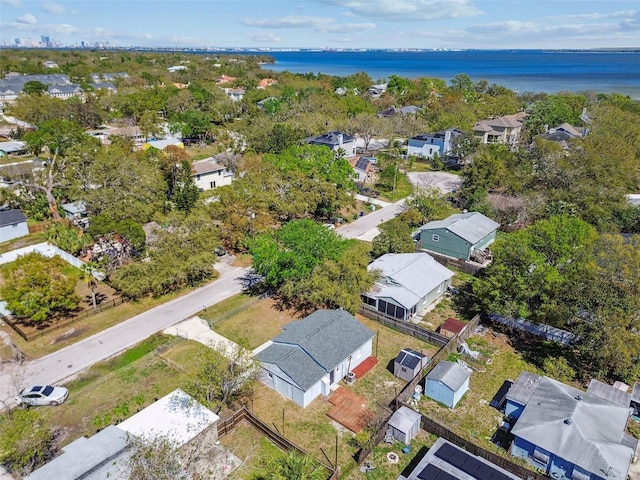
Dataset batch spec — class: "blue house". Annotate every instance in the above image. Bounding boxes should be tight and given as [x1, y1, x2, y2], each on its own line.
[425, 361, 470, 408]
[407, 128, 463, 159]
[506, 372, 637, 480]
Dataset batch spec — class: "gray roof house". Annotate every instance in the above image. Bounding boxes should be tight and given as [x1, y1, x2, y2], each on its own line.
[363, 253, 454, 321]
[506, 372, 637, 480]
[255, 310, 375, 408]
[307, 131, 357, 158]
[0, 209, 28, 242]
[424, 361, 471, 408]
[26, 389, 221, 480]
[418, 212, 500, 262]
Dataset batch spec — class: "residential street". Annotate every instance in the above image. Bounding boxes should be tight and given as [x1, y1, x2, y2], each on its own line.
[337, 197, 407, 242]
[0, 196, 406, 404]
[0, 263, 250, 405]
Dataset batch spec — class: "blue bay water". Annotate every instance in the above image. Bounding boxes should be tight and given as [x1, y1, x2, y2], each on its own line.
[250, 50, 640, 99]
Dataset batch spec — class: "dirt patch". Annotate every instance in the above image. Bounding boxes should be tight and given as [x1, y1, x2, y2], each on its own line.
[407, 171, 462, 194]
[51, 326, 89, 344]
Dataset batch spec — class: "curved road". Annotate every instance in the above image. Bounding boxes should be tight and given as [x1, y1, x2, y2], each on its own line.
[0, 197, 406, 404]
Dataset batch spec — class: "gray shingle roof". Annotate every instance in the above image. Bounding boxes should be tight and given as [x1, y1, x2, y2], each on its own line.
[426, 361, 470, 391]
[256, 310, 374, 390]
[511, 376, 636, 480]
[419, 212, 500, 245]
[367, 253, 454, 309]
[586, 379, 631, 407]
[0, 209, 27, 227]
[308, 131, 355, 147]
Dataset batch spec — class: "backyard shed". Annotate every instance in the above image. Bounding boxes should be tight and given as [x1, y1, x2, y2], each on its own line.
[0, 209, 28, 242]
[425, 361, 470, 408]
[439, 317, 467, 338]
[393, 348, 429, 381]
[387, 406, 422, 444]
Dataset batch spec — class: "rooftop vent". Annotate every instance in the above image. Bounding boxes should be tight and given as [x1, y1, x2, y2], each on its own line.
[564, 418, 573, 425]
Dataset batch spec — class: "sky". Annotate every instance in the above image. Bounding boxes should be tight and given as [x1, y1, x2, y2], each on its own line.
[0, 0, 639, 50]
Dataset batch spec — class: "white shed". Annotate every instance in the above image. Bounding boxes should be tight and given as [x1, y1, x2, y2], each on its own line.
[387, 406, 422, 444]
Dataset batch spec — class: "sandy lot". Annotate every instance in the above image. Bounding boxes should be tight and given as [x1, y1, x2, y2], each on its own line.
[407, 171, 462, 194]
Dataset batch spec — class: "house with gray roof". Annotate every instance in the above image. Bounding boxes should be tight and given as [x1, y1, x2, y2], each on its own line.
[26, 389, 221, 480]
[418, 212, 500, 261]
[506, 372, 637, 480]
[363, 253, 454, 321]
[255, 309, 375, 408]
[307, 131, 357, 157]
[424, 361, 470, 408]
[0, 209, 28, 242]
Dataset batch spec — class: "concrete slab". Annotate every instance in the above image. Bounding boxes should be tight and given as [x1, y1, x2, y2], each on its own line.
[163, 317, 239, 359]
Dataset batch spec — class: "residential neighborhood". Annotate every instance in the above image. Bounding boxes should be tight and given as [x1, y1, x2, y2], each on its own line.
[0, 47, 639, 480]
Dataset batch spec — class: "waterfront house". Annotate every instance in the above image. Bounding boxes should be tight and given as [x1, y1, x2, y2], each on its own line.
[473, 112, 526, 145]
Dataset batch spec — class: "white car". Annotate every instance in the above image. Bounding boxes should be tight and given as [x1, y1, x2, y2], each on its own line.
[16, 385, 69, 406]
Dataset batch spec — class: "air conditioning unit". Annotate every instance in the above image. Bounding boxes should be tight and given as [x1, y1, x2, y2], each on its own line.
[345, 372, 356, 385]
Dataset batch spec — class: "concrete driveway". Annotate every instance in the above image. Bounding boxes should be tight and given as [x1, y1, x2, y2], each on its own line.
[407, 171, 462, 194]
[163, 316, 239, 359]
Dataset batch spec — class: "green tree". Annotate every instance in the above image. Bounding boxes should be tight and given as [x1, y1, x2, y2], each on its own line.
[0, 408, 57, 476]
[371, 218, 415, 258]
[406, 188, 456, 223]
[127, 435, 184, 480]
[22, 80, 48, 96]
[173, 160, 199, 212]
[22, 119, 89, 219]
[0, 252, 80, 322]
[472, 216, 597, 327]
[250, 219, 348, 289]
[186, 341, 259, 408]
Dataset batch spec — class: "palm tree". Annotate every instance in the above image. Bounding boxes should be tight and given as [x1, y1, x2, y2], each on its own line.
[80, 261, 100, 311]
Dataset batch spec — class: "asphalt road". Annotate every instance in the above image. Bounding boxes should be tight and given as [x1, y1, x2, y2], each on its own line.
[0, 264, 250, 404]
[337, 197, 407, 241]
[0, 195, 408, 403]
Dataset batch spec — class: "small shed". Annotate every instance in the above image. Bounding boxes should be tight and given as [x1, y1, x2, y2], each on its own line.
[387, 406, 422, 444]
[425, 361, 470, 408]
[394, 348, 429, 381]
[439, 317, 467, 339]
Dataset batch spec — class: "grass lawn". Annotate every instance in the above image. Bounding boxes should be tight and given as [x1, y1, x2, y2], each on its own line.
[413, 330, 542, 457]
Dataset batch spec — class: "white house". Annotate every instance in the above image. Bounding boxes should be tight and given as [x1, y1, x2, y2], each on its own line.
[0, 209, 28, 242]
[307, 131, 357, 158]
[192, 157, 234, 191]
[362, 253, 454, 321]
[255, 310, 375, 408]
[407, 129, 463, 159]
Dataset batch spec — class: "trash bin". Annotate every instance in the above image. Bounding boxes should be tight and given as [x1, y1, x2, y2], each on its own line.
[360, 211, 365, 217]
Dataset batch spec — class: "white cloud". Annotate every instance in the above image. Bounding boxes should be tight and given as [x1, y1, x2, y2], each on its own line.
[241, 16, 333, 29]
[467, 20, 538, 34]
[321, 22, 375, 33]
[40, 1, 66, 14]
[0, 0, 22, 7]
[246, 31, 281, 43]
[16, 13, 37, 24]
[314, 0, 482, 21]
[549, 10, 637, 21]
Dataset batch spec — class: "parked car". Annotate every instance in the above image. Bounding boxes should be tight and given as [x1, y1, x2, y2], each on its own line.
[16, 385, 69, 406]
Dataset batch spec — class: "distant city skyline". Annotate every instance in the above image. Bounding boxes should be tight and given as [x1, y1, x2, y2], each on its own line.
[0, 0, 639, 50]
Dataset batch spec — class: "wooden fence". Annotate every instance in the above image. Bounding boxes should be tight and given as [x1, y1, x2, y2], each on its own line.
[2, 296, 127, 342]
[205, 292, 270, 329]
[416, 248, 486, 275]
[358, 307, 450, 347]
[218, 406, 338, 479]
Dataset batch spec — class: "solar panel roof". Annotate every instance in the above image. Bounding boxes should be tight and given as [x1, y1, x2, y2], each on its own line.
[434, 443, 512, 480]
[417, 463, 460, 480]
